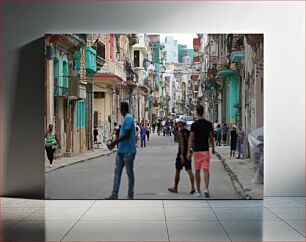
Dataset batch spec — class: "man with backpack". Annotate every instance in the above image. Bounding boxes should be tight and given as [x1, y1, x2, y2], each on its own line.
[168, 116, 195, 194]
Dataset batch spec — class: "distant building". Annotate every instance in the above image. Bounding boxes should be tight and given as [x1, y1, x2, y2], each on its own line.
[182, 56, 191, 64]
[164, 36, 178, 63]
[178, 44, 194, 63]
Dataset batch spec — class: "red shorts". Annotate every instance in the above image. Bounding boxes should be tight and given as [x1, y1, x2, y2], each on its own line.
[193, 151, 210, 170]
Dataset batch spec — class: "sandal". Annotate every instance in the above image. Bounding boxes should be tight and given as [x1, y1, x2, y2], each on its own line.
[168, 187, 178, 193]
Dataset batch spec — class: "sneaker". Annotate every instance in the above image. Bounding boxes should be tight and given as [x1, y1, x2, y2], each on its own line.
[105, 195, 118, 200]
[49, 164, 53, 168]
[203, 189, 210, 198]
[193, 192, 201, 197]
[127, 196, 134, 200]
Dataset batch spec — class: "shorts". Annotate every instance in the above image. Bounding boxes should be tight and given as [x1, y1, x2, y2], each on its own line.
[230, 142, 237, 151]
[194, 151, 210, 170]
[175, 154, 192, 170]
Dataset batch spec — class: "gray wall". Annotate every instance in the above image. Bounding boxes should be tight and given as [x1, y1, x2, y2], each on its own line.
[1, 1, 305, 198]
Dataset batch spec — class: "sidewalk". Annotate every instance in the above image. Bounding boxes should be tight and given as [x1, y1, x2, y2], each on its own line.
[45, 147, 115, 173]
[215, 145, 263, 199]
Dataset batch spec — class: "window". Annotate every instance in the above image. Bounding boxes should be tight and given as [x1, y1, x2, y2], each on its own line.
[94, 92, 105, 98]
[94, 111, 98, 128]
[134, 50, 140, 67]
[97, 42, 105, 59]
[54, 58, 59, 86]
[63, 61, 68, 88]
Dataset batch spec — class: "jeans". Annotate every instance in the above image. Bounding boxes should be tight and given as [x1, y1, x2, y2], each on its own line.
[141, 136, 146, 147]
[112, 153, 136, 198]
[237, 143, 244, 157]
[45, 146, 55, 164]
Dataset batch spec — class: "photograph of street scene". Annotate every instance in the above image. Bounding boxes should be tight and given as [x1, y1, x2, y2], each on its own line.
[44, 33, 263, 199]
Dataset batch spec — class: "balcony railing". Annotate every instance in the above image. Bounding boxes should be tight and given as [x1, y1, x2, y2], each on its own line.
[54, 85, 69, 97]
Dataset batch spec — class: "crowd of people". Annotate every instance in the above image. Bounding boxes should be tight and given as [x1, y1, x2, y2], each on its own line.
[45, 102, 246, 199]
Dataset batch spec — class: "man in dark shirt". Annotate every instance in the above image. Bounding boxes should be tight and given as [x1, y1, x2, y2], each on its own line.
[187, 105, 215, 197]
[230, 125, 238, 159]
[168, 116, 195, 194]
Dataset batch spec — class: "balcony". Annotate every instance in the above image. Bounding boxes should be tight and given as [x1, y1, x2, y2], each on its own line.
[85, 46, 97, 74]
[230, 51, 245, 63]
[75, 46, 97, 74]
[96, 60, 126, 85]
[129, 34, 139, 46]
[54, 85, 69, 97]
[54, 77, 68, 97]
[193, 38, 201, 47]
[193, 56, 201, 63]
[191, 75, 199, 82]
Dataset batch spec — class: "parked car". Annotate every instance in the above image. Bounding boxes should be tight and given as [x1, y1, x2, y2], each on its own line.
[175, 114, 185, 123]
[186, 116, 195, 131]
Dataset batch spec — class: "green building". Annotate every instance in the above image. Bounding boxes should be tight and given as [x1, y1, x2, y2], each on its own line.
[178, 44, 194, 63]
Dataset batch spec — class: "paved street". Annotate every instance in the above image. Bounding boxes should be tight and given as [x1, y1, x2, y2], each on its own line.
[46, 133, 242, 199]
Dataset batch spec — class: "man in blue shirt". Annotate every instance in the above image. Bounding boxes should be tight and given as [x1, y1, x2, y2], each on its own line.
[140, 123, 147, 148]
[106, 102, 136, 199]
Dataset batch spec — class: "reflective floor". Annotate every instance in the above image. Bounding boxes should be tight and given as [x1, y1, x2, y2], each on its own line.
[0, 197, 304, 241]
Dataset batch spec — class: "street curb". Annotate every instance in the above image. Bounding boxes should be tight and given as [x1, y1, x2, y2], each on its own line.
[215, 151, 251, 200]
[45, 150, 116, 174]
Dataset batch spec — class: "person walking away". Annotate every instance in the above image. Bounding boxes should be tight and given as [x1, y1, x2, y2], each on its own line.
[236, 124, 245, 159]
[106, 102, 137, 199]
[146, 122, 150, 141]
[140, 123, 147, 148]
[187, 105, 215, 198]
[222, 123, 228, 145]
[152, 121, 156, 133]
[216, 124, 222, 146]
[135, 124, 140, 147]
[230, 125, 238, 159]
[168, 116, 195, 194]
[93, 126, 99, 148]
[157, 120, 161, 135]
[45, 124, 61, 168]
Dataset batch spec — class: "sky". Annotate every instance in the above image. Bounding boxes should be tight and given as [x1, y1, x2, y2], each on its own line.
[152, 33, 198, 49]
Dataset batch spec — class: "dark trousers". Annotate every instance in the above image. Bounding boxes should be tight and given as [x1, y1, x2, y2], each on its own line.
[146, 131, 150, 141]
[45, 146, 55, 164]
[141, 136, 146, 147]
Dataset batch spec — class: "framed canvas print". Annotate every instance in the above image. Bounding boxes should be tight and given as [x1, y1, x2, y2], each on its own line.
[44, 33, 264, 200]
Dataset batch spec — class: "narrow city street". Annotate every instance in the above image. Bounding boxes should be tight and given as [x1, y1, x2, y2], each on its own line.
[46, 133, 241, 199]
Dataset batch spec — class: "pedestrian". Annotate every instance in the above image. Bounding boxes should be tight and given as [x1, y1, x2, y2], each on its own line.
[216, 124, 222, 146]
[187, 105, 215, 198]
[116, 124, 121, 139]
[106, 102, 137, 200]
[140, 123, 147, 148]
[173, 122, 179, 142]
[111, 123, 119, 141]
[135, 124, 140, 147]
[45, 124, 61, 168]
[236, 124, 245, 159]
[222, 122, 228, 145]
[230, 125, 238, 159]
[146, 122, 150, 141]
[168, 116, 195, 194]
[158, 120, 161, 135]
[152, 121, 156, 133]
[93, 126, 99, 148]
